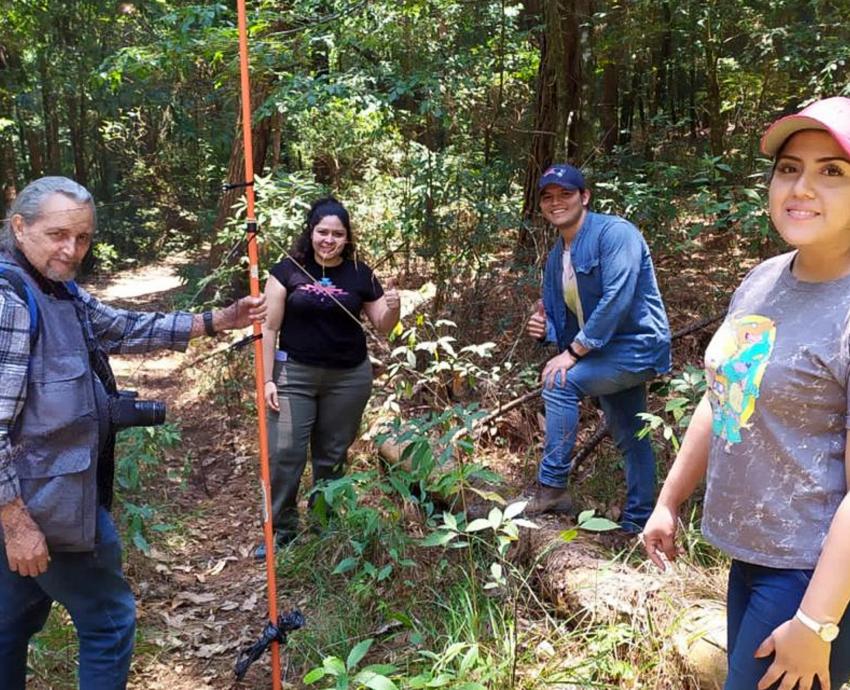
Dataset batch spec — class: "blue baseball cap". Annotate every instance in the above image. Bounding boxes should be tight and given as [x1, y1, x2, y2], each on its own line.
[537, 164, 585, 191]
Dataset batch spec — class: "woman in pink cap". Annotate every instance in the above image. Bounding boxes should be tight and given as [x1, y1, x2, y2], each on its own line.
[642, 96, 850, 690]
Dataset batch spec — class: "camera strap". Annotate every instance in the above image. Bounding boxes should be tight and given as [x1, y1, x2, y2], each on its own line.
[64, 281, 119, 396]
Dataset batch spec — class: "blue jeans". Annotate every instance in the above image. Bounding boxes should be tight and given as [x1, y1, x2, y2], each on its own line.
[0, 507, 136, 690]
[725, 560, 850, 690]
[540, 356, 656, 532]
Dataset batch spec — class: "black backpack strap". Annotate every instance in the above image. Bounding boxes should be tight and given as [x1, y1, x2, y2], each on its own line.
[0, 266, 40, 348]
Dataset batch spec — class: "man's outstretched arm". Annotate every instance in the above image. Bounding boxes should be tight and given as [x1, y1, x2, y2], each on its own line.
[76, 286, 266, 355]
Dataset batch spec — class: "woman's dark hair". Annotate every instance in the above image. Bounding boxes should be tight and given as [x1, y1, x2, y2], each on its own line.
[290, 196, 356, 262]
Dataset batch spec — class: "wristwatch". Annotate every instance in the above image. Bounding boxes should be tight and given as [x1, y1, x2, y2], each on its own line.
[795, 608, 840, 642]
[203, 310, 216, 337]
[566, 343, 584, 360]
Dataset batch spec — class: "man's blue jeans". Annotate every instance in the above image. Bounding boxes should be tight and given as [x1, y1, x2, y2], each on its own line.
[0, 507, 136, 690]
[540, 356, 656, 532]
[725, 560, 850, 690]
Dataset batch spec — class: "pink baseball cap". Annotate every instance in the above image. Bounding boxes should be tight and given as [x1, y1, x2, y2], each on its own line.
[761, 96, 850, 158]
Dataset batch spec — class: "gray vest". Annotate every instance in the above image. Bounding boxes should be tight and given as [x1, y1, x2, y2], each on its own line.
[2, 260, 105, 551]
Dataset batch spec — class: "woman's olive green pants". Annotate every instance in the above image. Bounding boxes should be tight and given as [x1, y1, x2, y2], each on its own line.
[267, 356, 372, 537]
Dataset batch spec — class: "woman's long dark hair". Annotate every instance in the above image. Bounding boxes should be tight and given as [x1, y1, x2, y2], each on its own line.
[290, 197, 356, 262]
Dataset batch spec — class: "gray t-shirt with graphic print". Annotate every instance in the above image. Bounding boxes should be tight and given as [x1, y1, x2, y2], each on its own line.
[701, 252, 850, 569]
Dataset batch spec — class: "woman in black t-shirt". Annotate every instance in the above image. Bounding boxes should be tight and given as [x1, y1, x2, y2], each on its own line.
[258, 197, 400, 555]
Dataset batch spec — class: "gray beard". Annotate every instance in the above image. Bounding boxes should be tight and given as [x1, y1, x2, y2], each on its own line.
[44, 265, 79, 282]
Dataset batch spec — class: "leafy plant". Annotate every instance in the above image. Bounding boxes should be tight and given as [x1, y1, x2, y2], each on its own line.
[406, 642, 488, 689]
[114, 423, 182, 553]
[387, 316, 499, 406]
[303, 638, 398, 690]
[92, 241, 120, 273]
[423, 502, 537, 558]
[558, 509, 621, 544]
[376, 403, 495, 510]
[312, 471, 417, 590]
[115, 424, 182, 492]
[638, 366, 707, 451]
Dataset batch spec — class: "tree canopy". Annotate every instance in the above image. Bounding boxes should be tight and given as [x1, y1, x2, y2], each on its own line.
[2, 0, 849, 287]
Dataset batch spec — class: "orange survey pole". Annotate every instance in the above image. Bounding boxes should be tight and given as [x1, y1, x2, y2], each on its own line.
[234, 1, 282, 687]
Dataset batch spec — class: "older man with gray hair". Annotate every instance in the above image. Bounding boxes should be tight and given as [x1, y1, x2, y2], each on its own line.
[0, 176, 266, 689]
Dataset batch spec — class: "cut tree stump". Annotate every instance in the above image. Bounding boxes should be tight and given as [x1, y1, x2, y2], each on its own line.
[524, 524, 663, 620]
[672, 602, 726, 690]
[517, 524, 727, 690]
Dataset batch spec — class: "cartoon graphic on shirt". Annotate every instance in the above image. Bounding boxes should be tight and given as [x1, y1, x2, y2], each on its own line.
[704, 314, 776, 446]
[300, 279, 348, 304]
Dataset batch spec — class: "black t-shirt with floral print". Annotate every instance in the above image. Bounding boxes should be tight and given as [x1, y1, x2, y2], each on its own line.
[270, 256, 383, 368]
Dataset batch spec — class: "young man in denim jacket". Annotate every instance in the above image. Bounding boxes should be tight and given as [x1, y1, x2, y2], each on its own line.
[525, 164, 671, 534]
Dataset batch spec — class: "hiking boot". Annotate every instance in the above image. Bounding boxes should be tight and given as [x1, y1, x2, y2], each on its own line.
[524, 484, 574, 516]
[253, 532, 296, 561]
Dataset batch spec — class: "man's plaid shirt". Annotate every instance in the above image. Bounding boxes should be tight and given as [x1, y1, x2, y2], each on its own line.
[0, 278, 193, 505]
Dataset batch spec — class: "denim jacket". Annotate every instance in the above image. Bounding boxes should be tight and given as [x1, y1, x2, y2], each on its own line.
[542, 211, 671, 374]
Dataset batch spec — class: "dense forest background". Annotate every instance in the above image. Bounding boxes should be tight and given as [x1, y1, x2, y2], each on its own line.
[3, 0, 850, 292]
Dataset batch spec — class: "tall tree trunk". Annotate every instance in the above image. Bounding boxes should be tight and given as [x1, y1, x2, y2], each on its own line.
[548, 0, 584, 161]
[0, 93, 17, 217]
[484, 0, 508, 167]
[651, 2, 673, 118]
[208, 83, 275, 270]
[18, 116, 45, 179]
[94, 124, 116, 202]
[40, 57, 61, 174]
[703, 4, 724, 156]
[66, 91, 88, 186]
[566, 0, 589, 160]
[600, 62, 619, 153]
[268, 108, 283, 172]
[518, 38, 554, 249]
[1, 140, 16, 217]
[620, 66, 639, 145]
[599, 0, 623, 155]
[689, 52, 698, 140]
[517, 0, 585, 253]
[704, 46, 724, 157]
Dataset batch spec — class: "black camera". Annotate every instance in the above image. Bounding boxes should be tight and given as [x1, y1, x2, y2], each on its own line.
[110, 391, 166, 430]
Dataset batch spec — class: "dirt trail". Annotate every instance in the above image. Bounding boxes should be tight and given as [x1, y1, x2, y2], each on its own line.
[85, 256, 290, 690]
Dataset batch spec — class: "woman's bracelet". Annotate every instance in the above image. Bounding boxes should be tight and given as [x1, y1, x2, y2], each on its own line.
[566, 343, 584, 360]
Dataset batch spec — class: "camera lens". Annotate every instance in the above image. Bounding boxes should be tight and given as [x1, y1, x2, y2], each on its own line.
[134, 400, 166, 426]
[110, 392, 167, 429]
